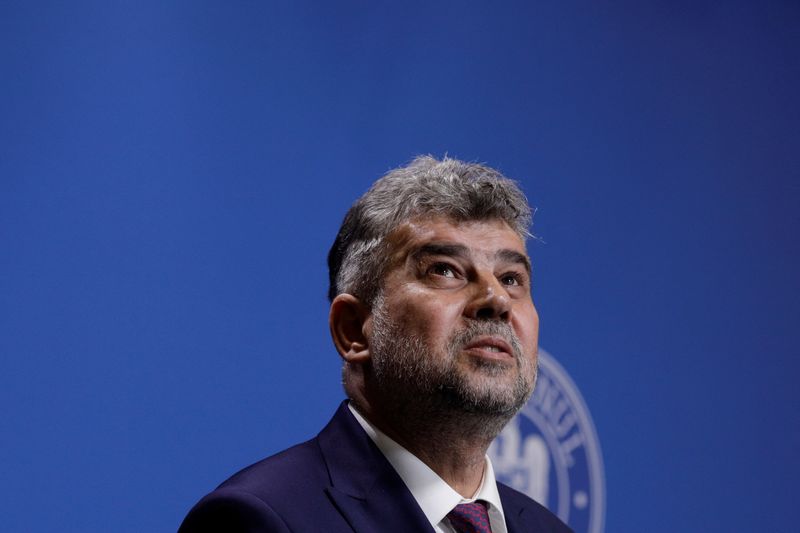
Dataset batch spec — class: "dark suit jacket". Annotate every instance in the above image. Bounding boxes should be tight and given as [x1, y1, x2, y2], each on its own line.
[179, 402, 572, 533]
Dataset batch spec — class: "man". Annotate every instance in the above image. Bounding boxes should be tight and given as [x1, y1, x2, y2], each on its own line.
[179, 156, 572, 532]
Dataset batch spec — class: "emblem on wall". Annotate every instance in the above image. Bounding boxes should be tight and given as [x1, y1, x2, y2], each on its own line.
[489, 349, 605, 533]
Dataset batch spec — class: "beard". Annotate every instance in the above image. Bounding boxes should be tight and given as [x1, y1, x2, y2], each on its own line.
[369, 296, 537, 424]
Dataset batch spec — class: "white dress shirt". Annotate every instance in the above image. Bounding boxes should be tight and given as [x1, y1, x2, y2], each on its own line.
[348, 403, 507, 533]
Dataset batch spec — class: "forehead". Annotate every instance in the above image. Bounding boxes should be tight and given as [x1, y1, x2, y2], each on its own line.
[385, 216, 528, 264]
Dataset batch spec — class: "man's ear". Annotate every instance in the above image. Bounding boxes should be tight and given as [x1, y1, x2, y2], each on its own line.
[329, 293, 371, 364]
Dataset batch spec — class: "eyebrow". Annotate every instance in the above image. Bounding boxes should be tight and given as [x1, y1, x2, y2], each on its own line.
[497, 249, 532, 274]
[411, 243, 531, 274]
[411, 243, 470, 262]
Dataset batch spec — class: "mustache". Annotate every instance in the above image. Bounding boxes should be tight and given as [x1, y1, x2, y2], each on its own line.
[448, 321, 523, 360]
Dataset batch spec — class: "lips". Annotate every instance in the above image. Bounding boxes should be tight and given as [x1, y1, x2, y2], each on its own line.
[462, 336, 514, 360]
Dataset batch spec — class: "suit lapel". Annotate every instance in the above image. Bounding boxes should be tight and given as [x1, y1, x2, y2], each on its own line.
[499, 482, 541, 533]
[317, 402, 434, 533]
[325, 471, 433, 533]
[503, 499, 531, 533]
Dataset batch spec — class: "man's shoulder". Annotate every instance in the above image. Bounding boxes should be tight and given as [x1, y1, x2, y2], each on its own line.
[215, 436, 328, 499]
[178, 437, 339, 533]
[497, 481, 574, 533]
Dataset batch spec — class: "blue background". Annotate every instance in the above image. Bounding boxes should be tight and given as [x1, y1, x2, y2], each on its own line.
[1, 2, 798, 531]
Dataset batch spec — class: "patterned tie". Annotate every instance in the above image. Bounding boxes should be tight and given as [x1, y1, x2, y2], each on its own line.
[446, 501, 493, 533]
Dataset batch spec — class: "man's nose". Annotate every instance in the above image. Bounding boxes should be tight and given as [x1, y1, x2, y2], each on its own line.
[464, 271, 512, 321]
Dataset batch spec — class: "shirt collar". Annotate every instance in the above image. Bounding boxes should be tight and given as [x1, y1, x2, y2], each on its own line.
[348, 403, 506, 532]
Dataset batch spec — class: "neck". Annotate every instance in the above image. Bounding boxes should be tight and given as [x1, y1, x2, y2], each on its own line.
[350, 394, 510, 497]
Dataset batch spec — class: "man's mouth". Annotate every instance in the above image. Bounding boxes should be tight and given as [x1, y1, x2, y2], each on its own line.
[462, 336, 514, 361]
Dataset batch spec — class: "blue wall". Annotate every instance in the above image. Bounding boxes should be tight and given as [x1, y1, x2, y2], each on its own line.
[1, 2, 798, 531]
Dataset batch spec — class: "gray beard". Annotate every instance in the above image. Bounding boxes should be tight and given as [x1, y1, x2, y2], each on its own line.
[369, 298, 537, 440]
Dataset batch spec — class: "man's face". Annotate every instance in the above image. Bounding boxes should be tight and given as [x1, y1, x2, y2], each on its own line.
[367, 216, 539, 416]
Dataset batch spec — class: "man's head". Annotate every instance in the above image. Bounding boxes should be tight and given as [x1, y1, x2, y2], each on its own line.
[327, 155, 532, 308]
[328, 156, 538, 436]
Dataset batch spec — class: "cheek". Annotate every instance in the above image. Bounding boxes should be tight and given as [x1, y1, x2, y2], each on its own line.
[390, 296, 463, 343]
[514, 305, 540, 351]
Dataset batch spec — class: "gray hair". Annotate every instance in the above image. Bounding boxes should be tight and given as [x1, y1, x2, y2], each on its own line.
[327, 155, 533, 306]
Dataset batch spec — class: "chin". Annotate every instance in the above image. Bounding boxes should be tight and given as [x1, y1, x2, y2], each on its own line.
[444, 372, 533, 417]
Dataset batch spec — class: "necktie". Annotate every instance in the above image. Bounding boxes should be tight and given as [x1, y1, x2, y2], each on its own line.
[446, 501, 493, 533]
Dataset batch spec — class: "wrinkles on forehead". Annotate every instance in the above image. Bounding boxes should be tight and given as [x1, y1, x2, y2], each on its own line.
[382, 216, 528, 273]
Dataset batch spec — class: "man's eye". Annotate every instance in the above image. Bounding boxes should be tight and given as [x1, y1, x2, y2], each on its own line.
[429, 263, 457, 278]
[500, 273, 523, 286]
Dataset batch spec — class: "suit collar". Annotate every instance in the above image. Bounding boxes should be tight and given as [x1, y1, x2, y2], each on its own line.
[349, 403, 510, 530]
[315, 402, 569, 533]
[317, 401, 434, 532]
[499, 482, 559, 533]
